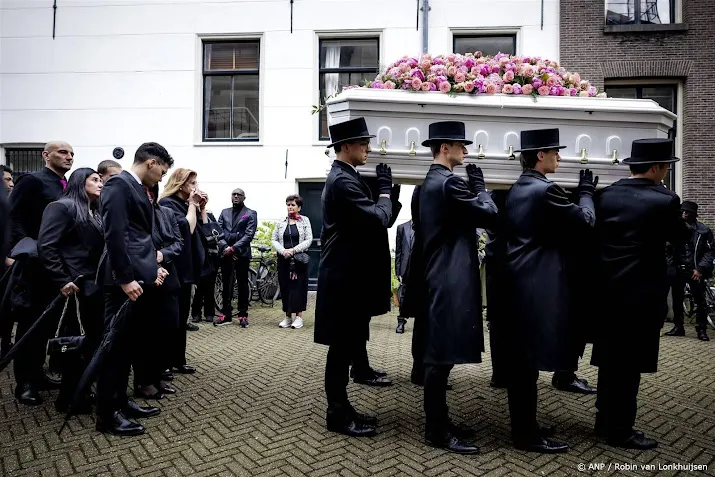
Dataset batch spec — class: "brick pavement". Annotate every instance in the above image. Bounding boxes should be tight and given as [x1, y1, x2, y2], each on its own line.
[1, 295, 714, 476]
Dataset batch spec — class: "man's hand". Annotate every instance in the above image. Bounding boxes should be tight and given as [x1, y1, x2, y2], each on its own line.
[223, 246, 235, 257]
[692, 269, 702, 281]
[157, 251, 164, 263]
[376, 163, 393, 196]
[121, 281, 143, 301]
[397, 275, 402, 282]
[155, 267, 169, 286]
[391, 184, 401, 201]
[578, 169, 599, 194]
[466, 164, 486, 194]
[4, 257, 14, 268]
[61, 282, 80, 297]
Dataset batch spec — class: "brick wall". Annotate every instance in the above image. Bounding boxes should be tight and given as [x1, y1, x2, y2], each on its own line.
[560, 0, 715, 226]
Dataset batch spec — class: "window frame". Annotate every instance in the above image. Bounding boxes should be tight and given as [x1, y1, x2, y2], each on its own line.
[201, 39, 261, 143]
[452, 33, 518, 57]
[317, 36, 380, 142]
[605, 0, 677, 25]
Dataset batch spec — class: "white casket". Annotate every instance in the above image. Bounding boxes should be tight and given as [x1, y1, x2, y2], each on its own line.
[325, 88, 676, 189]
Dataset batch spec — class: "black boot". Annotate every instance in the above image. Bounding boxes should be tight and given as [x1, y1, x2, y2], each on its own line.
[697, 327, 710, 341]
[396, 318, 407, 334]
[665, 325, 685, 336]
[96, 411, 145, 436]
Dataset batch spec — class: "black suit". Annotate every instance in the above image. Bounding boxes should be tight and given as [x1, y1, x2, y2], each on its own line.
[8, 167, 65, 388]
[218, 205, 257, 317]
[38, 199, 105, 408]
[192, 212, 221, 320]
[97, 171, 160, 419]
[395, 221, 414, 318]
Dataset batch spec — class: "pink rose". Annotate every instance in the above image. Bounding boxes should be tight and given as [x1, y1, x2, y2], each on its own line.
[572, 73, 581, 84]
[476, 57, 486, 65]
[439, 81, 451, 93]
[426, 74, 437, 83]
[485, 82, 498, 94]
[411, 78, 423, 90]
[502, 84, 514, 94]
[503, 71, 515, 82]
[447, 66, 457, 77]
[580, 80, 589, 91]
[454, 72, 466, 83]
[464, 58, 476, 68]
[546, 75, 559, 87]
[579, 90, 589, 97]
[446, 54, 456, 63]
[538, 85, 550, 96]
[513, 84, 523, 95]
[463, 81, 475, 93]
[471, 66, 480, 75]
[421, 81, 432, 91]
[420, 60, 431, 70]
[522, 84, 534, 95]
[383, 80, 396, 89]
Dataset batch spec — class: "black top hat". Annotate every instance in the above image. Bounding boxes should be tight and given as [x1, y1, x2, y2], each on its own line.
[622, 138, 679, 165]
[681, 200, 698, 215]
[327, 117, 375, 148]
[421, 121, 473, 147]
[515, 128, 566, 153]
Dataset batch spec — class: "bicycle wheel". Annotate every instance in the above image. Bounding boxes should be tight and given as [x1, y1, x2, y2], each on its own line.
[214, 272, 224, 312]
[706, 286, 715, 331]
[248, 268, 258, 301]
[258, 260, 280, 305]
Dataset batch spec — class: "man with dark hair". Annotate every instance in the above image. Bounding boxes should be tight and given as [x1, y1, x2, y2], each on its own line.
[394, 219, 414, 333]
[314, 117, 401, 437]
[666, 200, 712, 341]
[504, 129, 597, 453]
[413, 121, 497, 454]
[592, 138, 688, 449]
[2, 165, 14, 193]
[97, 159, 122, 183]
[95, 142, 173, 436]
[6, 141, 73, 405]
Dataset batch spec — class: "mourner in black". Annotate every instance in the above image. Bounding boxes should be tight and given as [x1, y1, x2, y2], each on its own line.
[192, 210, 225, 324]
[592, 138, 688, 450]
[37, 168, 106, 413]
[95, 142, 173, 436]
[2, 164, 14, 193]
[8, 141, 72, 405]
[97, 160, 122, 184]
[160, 169, 212, 372]
[413, 121, 497, 454]
[0, 165, 12, 359]
[394, 220, 414, 334]
[217, 188, 257, 327]
[504, 128, 597, 454]
[665, 200, 713, 341]
[314, 117, 400, 437]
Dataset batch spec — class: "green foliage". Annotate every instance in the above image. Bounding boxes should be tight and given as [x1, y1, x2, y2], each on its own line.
[253, 221, 276, 249]
[391, 257, 400, 293]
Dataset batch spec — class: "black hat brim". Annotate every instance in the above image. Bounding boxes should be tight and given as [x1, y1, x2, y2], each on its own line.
[326, 134, 376, 149]
[514, 145, 567, 153]
[421, 138, 474, 147]
[621, 156, 680, 165]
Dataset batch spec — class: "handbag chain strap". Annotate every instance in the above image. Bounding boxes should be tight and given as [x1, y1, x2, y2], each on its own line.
[53, 294, 85, 339]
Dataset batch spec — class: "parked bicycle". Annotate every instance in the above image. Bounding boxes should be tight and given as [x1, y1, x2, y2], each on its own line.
[683, 279, 715, 330]
[214, 245, 280, 313]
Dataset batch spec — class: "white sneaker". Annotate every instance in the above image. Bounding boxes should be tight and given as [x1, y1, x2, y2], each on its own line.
[279, 317, 293, 328]
[291, 317, 304, 329]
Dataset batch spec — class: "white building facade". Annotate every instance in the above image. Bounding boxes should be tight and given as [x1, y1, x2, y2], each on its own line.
[0, 0, 560, 262]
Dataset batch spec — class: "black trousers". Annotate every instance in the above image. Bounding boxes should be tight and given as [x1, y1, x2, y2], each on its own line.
[595, 366, 641, 439]
[488, 319, 509, 384]
[96, 287, 154, 419]
[672, 271, 708, 328]
[174, 285, 191, 367]
[13, 287, 56, 387]
[424, 364, 454, 436]
[221, 256, 249, 317]
[325, 339, 366, 410]
[192, 270, 217, 319]
[133, 287, 178, 386]
[411, 314, 427, 380]
[507, 366, 540, 443]
[56, 292, 105, 407]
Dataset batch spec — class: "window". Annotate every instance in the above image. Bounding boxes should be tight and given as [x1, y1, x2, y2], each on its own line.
[606, 1, 675, 25]
[318, 38, 379, 140]
[202, 41, 260, 141]
[606, 84, 678, 189]
[453, 34, 516, 57]
[5, 148, 44, 179]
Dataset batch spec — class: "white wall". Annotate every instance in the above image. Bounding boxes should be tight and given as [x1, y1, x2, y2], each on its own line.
[0, 0, 559, 247]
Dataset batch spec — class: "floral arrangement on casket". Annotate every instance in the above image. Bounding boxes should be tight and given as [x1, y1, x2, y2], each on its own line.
[361, 52, 605, 98]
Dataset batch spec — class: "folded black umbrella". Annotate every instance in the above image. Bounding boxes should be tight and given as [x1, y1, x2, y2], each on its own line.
[60, 291, 139, 435]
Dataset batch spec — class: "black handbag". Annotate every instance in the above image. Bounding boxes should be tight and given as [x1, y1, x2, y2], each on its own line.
[286, 223, 310, 266]
[46, 294, 85, 357]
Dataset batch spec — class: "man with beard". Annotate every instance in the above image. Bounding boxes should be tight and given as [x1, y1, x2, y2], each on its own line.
[592, 139, 688, 449]
[7, 141, 73, 405]
[504, 129, 597, 453]
[665, 200, 713, 341]
[415, 121, 498, 454]
[314, 117, 400, 437]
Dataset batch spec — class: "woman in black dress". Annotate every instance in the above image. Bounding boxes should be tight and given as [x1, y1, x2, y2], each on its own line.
[271, 195, 313, 329]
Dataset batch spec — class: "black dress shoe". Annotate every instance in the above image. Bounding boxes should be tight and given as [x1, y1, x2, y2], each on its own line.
[161, 370, 174, 381]
[353, 375, 393, 387]
[157, 384, 177, 394]
[173, 365, 196, 374]
[134, 385, 165, 400]
[326, 414, 377, 437]
[514, 437, 569, 454]
[349, 367, 388, 379]
[539, 424, 556, 438]
[186, 322, 200, 331]
[607, 430, 658, 450]
[426, 433, 479, 454]
[124, 400, 161, 419]
[489, 378, 508, 389]
[396, 318, 407, 334]
[191, 315, 203, 323]
[15, 383, 42, 406]
[697, 328, 710, 341]
[665, 325, 685, 336]
[448, 422, 476, 439]
[96, 411, 145, 436]
[353, 411, 377, 426]
[552, 376, 597, 394]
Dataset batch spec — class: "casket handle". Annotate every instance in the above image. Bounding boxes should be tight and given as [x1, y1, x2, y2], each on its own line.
[477, 144, 486, 160]
[409, 141, 416, 157]
[611, 149, 619, 164]
[508, 145, 516, 161]
[380, 139, 387, 155]
[580, 148, 588, 164]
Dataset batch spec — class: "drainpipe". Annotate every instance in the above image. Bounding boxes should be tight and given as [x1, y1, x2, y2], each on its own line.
[421, 0, 430, 54]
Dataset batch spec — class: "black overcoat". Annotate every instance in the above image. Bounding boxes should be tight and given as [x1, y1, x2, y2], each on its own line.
[504, 170, 595, 372]
[314, 160, 400, 346]
[159, 195, 211, 285]
[591, 178, 687, 373]
[418, 164, 498, 365]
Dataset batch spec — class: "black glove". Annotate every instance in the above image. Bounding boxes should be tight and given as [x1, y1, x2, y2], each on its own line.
[391, 184, 401, 201]
[466, 164, 486, 194]
[376, 163, 393, 195]
[578, 169, 599, 194]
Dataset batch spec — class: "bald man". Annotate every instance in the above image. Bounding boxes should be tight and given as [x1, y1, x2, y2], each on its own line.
[7, 141, 73, 405]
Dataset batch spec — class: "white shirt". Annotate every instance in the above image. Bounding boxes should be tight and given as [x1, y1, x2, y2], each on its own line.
[127, 169, 142, 185]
